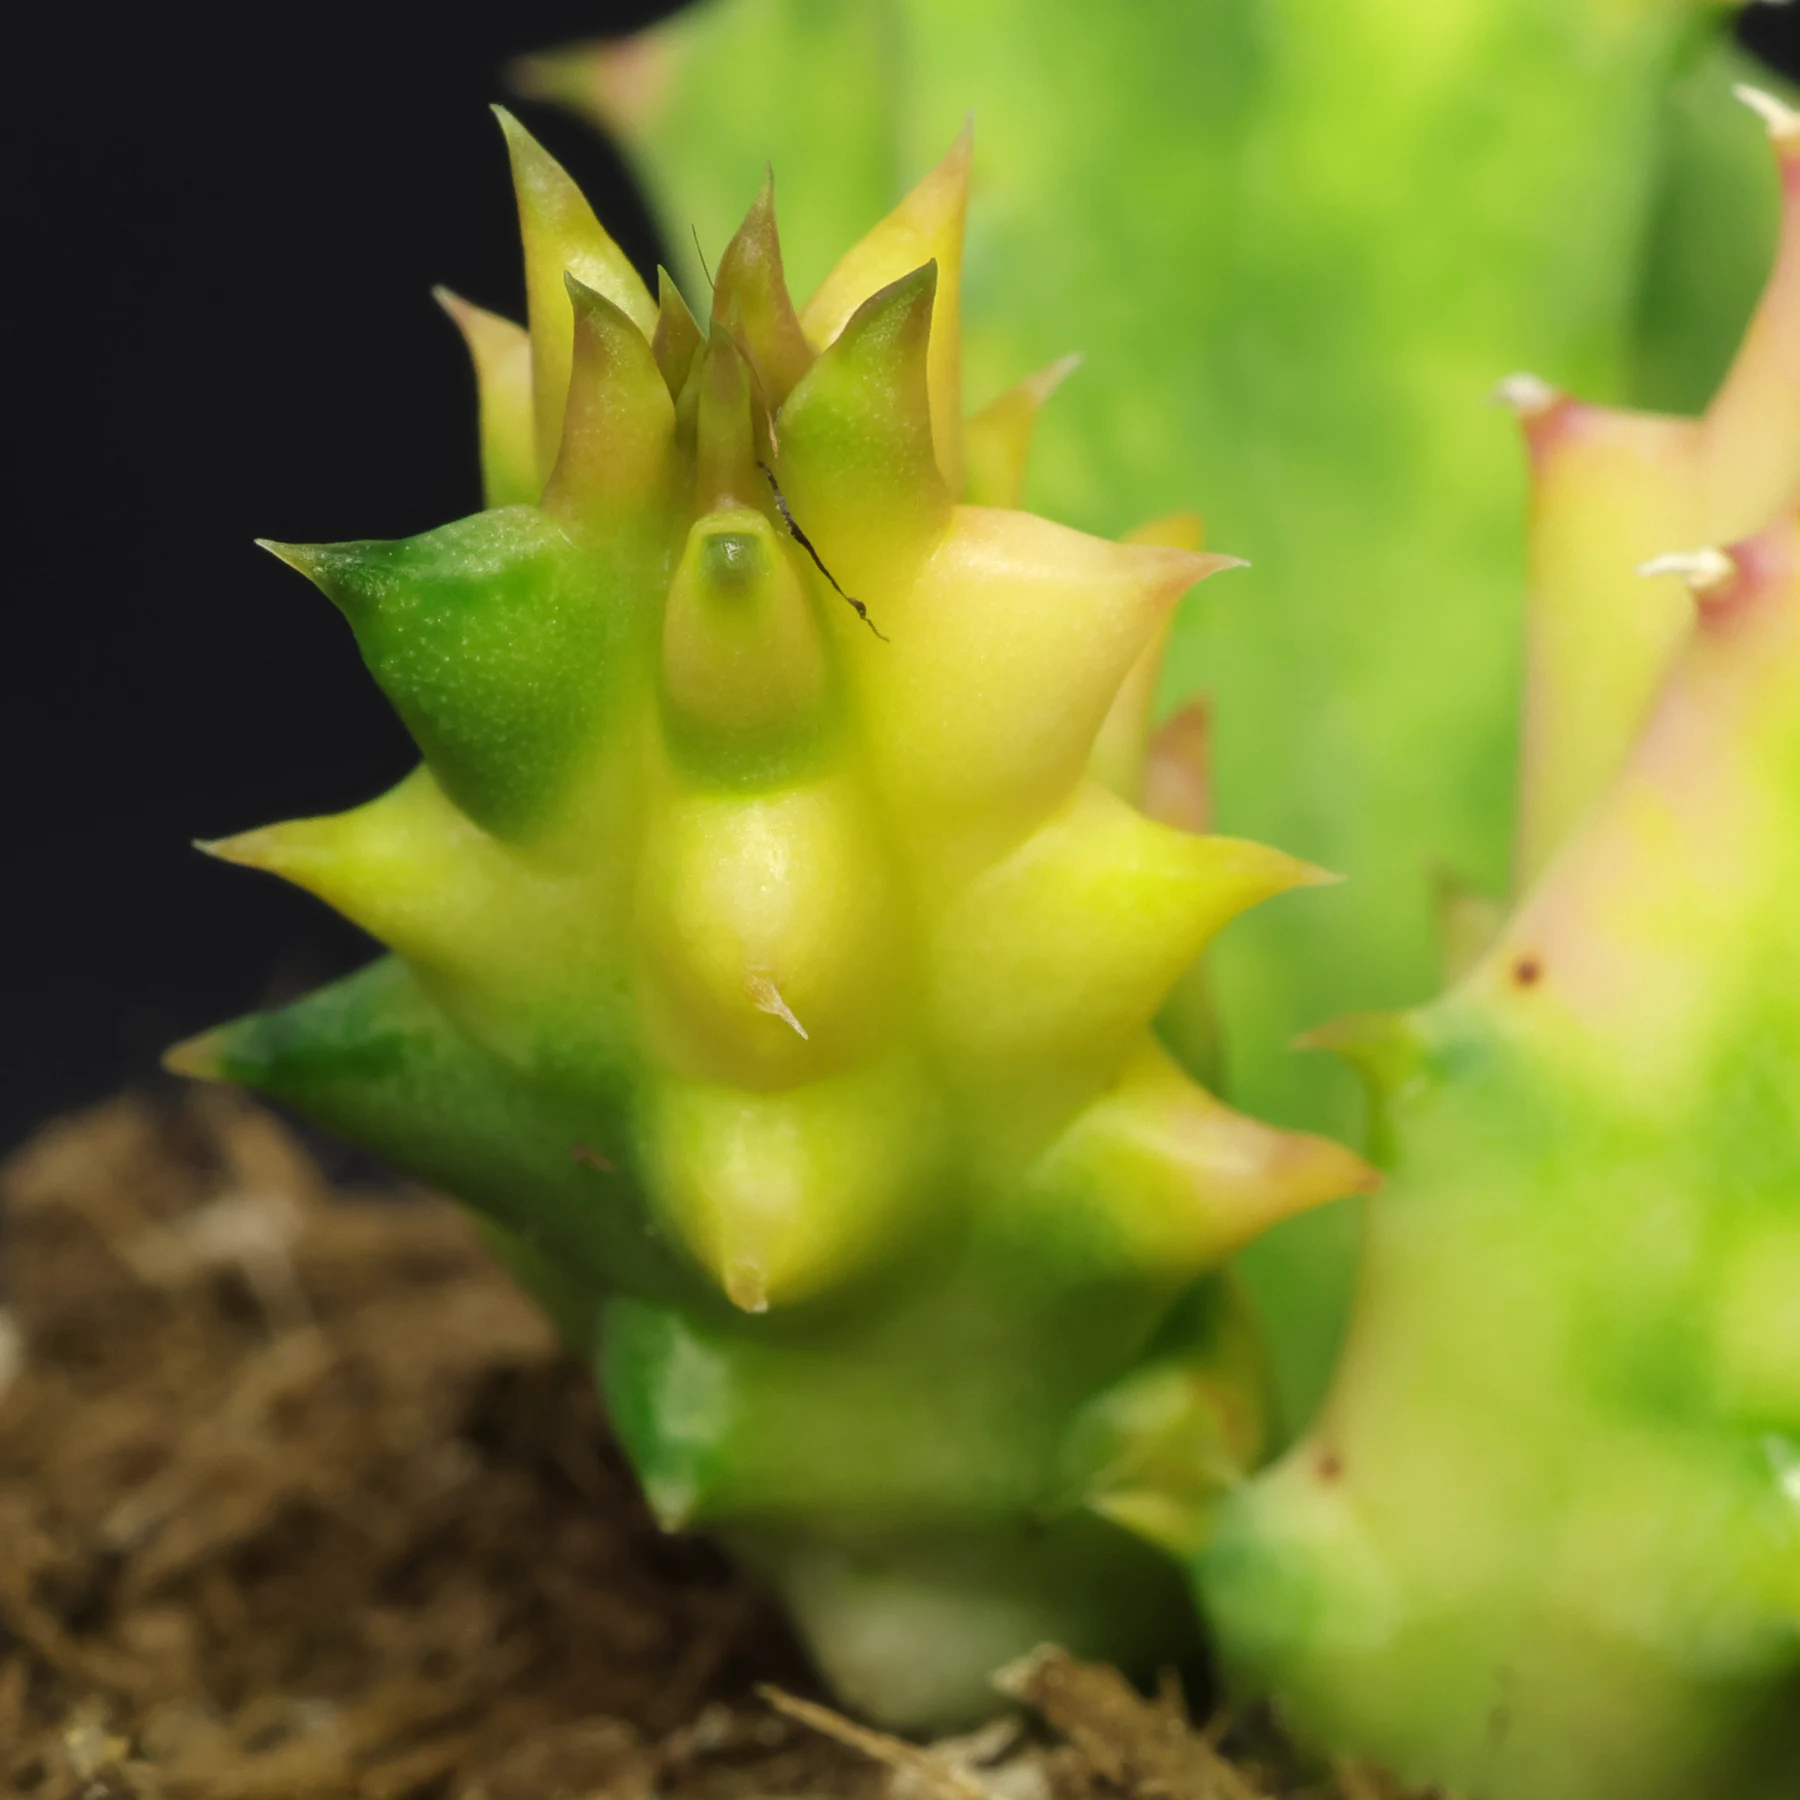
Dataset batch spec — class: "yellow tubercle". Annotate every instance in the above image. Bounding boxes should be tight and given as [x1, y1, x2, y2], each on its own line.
[711, 171, 814, 407]
[634, 773, 907, 1087]
[855, 507, 1238, 867]
[1086, 519, 1205, 803]
[660, 508, 829, 739]
[926, 783, 1329, 1073]
[652, 267, 704, 395]
[962, 355, 1083, 510]
[434, 288, 538, 509]
[801, 123, 973, 492]
[775, 262, 951, 600]
[200, 769, 599, 1016]
[496, 107, 658, 479]
[646, 1058, 946, 1309]
[695, 329, 766, 513]
[1027, 1038, 1377, 1279]
[541, 276, 679, 540]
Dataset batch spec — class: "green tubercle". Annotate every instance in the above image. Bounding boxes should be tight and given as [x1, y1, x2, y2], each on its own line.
[174, 115, 1372, 1727]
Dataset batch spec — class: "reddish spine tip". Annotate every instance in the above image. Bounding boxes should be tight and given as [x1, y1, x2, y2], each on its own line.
[1698, 520, 1799, 633]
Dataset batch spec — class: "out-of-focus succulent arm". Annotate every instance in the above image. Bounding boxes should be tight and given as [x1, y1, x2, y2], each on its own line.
[1198, 93, 1800, 1800]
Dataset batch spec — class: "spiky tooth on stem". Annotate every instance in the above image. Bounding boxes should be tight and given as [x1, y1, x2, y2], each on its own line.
[801, 123, 973, 491]
[652, 267, 703, 398]
[1018, 1038, 1377, 1283]
[646, 1059, 945, 1309]
[433, 288, 537, 508]
[1060, 1345, 1265, 1561]
[963, 353, 1084, 509]
[927, 783, 1333, 1084]
[1139, 699, 1223, 1089]
[659, 507, 829, 753]
[711, 171, 814, 408]
[162, 1027, 229, 1082]
[1055, 1277, 1273, 1561]
[855, 509, 1237, 866]
[168, 957, 677, 1302]
[259, 511, 605, 840]
[1088, 512, 1206, 801]
[694, 328, 766, 513]
[194, 770, 547, 997]
[1140, 703, 1213, 836]
[541, 274, 679, 541]
[776, 262, 950, 597]
[495, 106, 658, 476]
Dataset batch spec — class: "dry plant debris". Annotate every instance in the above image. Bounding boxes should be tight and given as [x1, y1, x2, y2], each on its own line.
[0, 1092, 1424, 1799]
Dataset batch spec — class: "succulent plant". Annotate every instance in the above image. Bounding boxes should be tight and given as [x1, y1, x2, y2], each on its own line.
[518, 0, 1784, 1426]
[1196, 90, 1800, 1800]
[169, 115, 1373, 1728]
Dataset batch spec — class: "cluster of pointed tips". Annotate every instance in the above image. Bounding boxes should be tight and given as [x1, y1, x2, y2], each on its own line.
[172, 110, 1372, 1334]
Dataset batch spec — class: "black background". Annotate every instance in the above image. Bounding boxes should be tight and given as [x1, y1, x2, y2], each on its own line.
[4, 6, 1799, 1149]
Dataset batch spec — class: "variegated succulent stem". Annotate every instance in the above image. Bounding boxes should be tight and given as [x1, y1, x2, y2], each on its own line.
[172, 117, 1370, 1726]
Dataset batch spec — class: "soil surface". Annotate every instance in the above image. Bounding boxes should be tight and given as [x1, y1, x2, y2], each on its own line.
[0, 1092, 1426, 1799]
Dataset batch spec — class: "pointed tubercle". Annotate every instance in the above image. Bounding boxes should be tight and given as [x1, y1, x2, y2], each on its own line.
[161, 1028, 230, 1082]
[711, 170, 813, 408]
[775, 261, 950, 584]
[1141, 702, 1213, 834]
[963, 353, 1083, 509]
[495, 106, 657, 474]
[433, 287, 539, 507]
[540, 272, 677, 536]
[801, 121, 973, 488]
